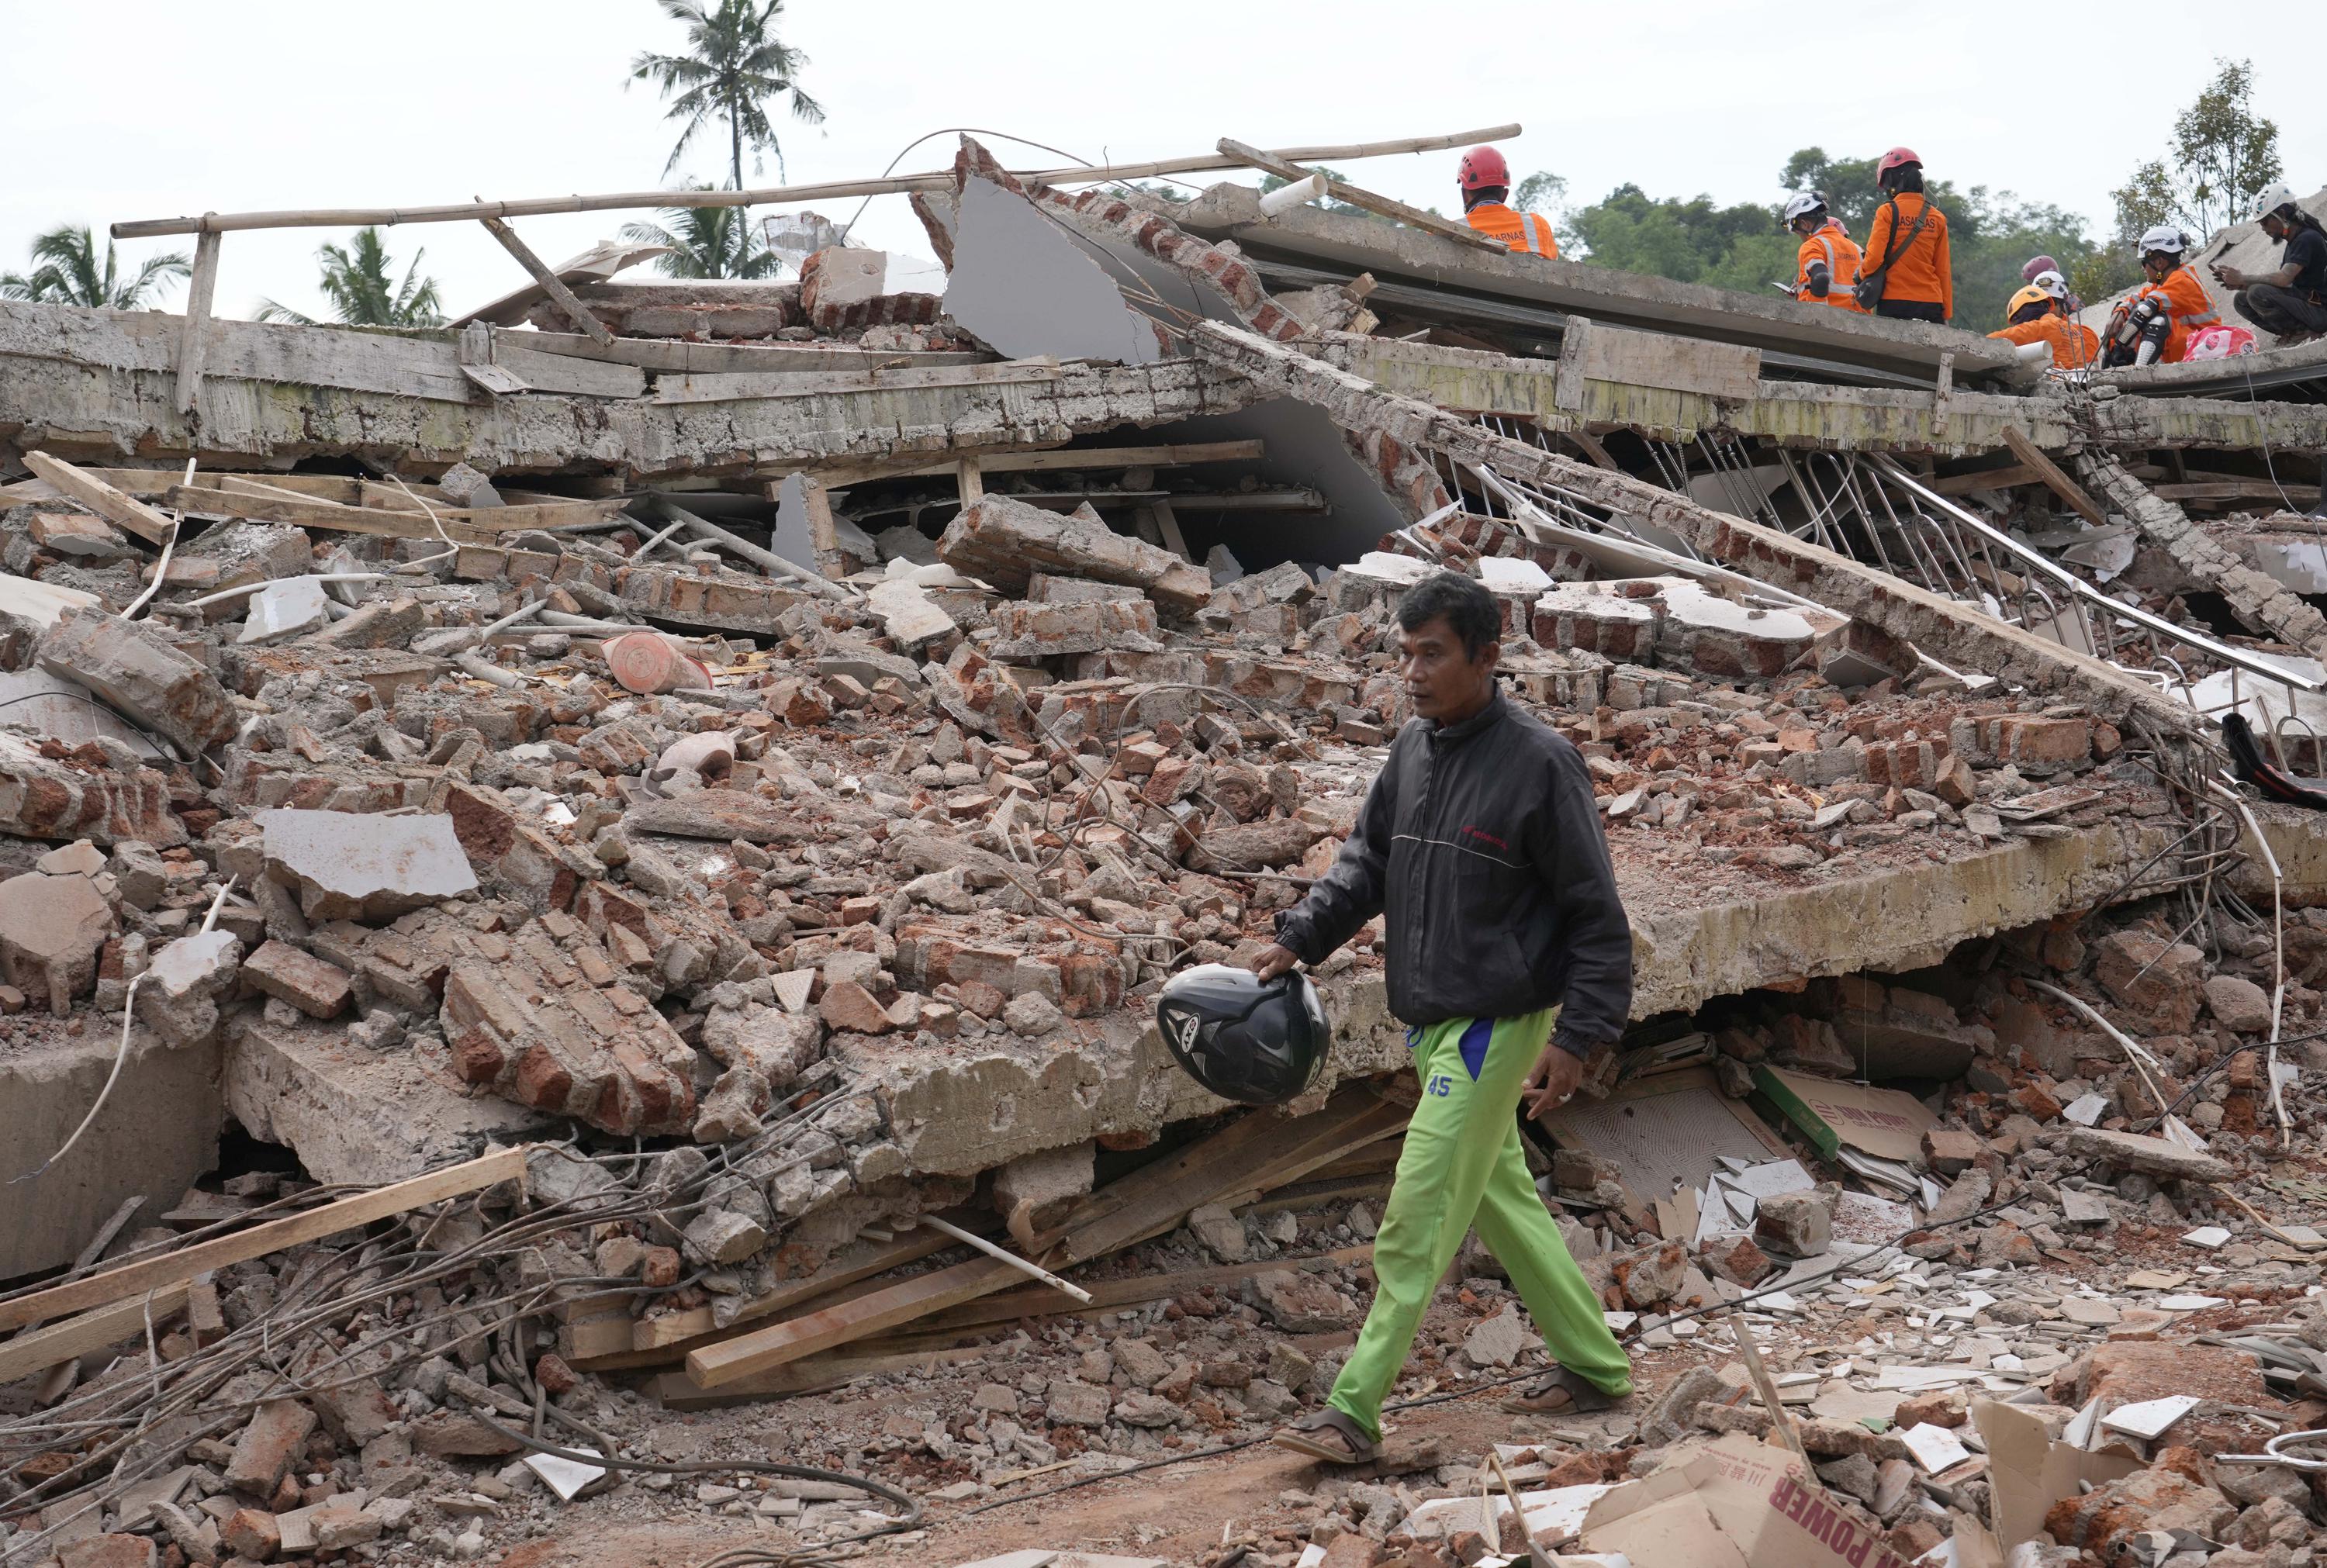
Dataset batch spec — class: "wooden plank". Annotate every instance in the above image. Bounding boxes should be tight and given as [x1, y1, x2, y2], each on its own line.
[0, 1145, 533, 1332]
[955, 457, 984, 506]
[488, 340, 646, 399]
[454, 238, 673, 330]
[479, 216, 613, 345]
[652, 1343, 997, 1411]
[164, 485, 620, 537]
[906, 1244, 1377, 1339]
[780, 438, 1263, 489]
[2000, 426, 2107, 527]
[2151, 479, 2322, 504]
[1217, 138, 1505, 254]
[57, 468, 598, 513]
[0, 1286, 188, 1387]
[1932, 463, 2045, 496]
[1573, 323, 1762, 401]
[687, 1091, 1392, 1389]
[651, 357, 1061, 406]
[630, 1215, 978, 1355]
[175, 230, 221, 416]
[22, 451, 176, 544]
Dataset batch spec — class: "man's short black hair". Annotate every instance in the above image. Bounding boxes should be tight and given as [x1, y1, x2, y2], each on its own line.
[1395, 572, 1502, 659]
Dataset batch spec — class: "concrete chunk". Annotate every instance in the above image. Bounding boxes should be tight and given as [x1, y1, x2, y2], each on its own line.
[937, 493, 1208, 611]
[2063, 1125, 2232, 1183]
[37, 606, 238, 756]
[238, 576, 330, 643]
[0, 869, 115, 1014]
[241, 939, 353, 1019]
[224, 1400, 316, 1496]
[256, 808, 478, 921]
[134, 928, 242, 1048]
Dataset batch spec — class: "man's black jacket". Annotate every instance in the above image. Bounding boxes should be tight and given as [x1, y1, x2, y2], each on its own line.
[1274, 688, 1633, 1058]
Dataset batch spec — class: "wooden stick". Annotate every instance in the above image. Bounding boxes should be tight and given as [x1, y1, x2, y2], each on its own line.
[906, 1212, 1090, 1304]
[655, 498, 852, 600]
[175, 229, 221, 416]
[1727, 1307, 1818, 1480]
[0, 1145, 532, 1332]
[1215, 138, 1506, 254]
[2000, 427, 2107, 527]
[22, 451, 176, 544]
[479, 216, 614, 347]
[113, 126, 1523, 238]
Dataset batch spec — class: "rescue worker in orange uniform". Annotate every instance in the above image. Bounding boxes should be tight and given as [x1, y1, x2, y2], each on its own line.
[1859, 147, 1953, 323]
[1988, 283, 2100, 370]
[1782, 192, 1865, 312]
[1457, 146, 1558, 259]
[2104, 226, 2219, 366]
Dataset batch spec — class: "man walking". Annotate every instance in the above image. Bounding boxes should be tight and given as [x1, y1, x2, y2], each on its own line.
[1249, 572, 1635, 1464]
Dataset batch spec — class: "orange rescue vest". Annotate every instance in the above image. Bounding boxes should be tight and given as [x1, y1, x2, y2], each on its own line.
[2124, 264, 2220, 364]
[1988, 314, 2101, 371]
[1863, 192, 1954, 319]
[1795, 221, 1866, 312]
[1465, 203, 1559, 259]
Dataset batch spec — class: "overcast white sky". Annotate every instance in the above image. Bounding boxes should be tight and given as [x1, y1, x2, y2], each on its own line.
[4, 0, 2319, 322]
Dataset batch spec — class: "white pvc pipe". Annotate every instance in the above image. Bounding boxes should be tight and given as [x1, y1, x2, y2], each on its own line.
[1259, 171, 1328, 217]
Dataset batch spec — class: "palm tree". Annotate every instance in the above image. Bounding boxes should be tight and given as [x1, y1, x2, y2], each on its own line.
[619, 188, 782, 278]
[256, 229, 444, 327]
[630, 0, 824, 191]
[0, 225, 188, 309]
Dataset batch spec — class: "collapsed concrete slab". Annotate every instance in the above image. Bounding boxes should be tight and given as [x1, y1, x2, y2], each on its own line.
[255, 808, 479, 921]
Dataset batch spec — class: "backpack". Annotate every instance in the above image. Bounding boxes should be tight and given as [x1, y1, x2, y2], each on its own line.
[1852, 196, 1931, 312]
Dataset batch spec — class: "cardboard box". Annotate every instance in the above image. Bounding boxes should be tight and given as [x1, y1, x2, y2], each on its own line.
[1754, 1066, 1938, 1166]
[1582, 1434, 1924, 1568]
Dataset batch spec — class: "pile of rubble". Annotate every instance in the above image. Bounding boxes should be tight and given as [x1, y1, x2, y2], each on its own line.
[4, 130, 2327, 1568]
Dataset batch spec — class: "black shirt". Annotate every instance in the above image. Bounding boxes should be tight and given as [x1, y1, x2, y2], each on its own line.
[2285, 226, 2327, 300]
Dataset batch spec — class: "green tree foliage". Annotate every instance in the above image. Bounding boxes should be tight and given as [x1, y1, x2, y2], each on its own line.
[0, 225, 188, 308]
[255, 229, 444, 328]
[619, 187, 781, 278]
[2091, 58, 2284, 301]
[631, 0, 823, 191]
[1533, 148, 2100, 330]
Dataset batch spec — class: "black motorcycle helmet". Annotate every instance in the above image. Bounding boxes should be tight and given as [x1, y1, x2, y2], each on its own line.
[1155, 963, 1330, 1106]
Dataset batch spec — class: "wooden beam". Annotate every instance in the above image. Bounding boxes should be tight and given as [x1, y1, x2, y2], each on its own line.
[114, 126, 1523, 239]
[0, 1145, 532, 1332]
[652, 1343, 998, 1410]
[22, 451, 176, 544]
[2150, 479, 2322, 504]
[954, 457, 984, 507]
[786, 438, 1265, 490]
[0, 1286, 188, 1387]
[688, 1090, 1394, 1388]
[1151, 499, 1191, 562]
[174, 228, 221, 417]
[1216, 138, 1506, 254]
[651, 357, 1060, 405]
[1932, 462, 2045, 496]
[478, 216, 614, 346]
[2000, 427, 2107, 527]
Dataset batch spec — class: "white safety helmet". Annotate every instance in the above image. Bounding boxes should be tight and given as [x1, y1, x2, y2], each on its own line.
[2031, 268, 2068, 299]
[1781, 191, 1827, 227]
[2254, 184, 2301, 221]
[2136, 224, 2189, 258]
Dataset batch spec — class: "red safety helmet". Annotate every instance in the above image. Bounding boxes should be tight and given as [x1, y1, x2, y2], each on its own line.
[1877, 147, 1922, 177]
[1458, 146, 1511, 193]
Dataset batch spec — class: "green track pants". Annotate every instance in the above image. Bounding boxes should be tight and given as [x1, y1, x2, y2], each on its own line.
[1326, 1008, 1633, 1441]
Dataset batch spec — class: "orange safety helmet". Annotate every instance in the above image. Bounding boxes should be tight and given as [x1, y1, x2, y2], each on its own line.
[1459, 146, 1512, 193]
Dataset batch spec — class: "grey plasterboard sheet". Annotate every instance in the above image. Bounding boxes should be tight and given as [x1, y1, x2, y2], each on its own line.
[1542, 1073, 1785, 1205]
[1129, 400, 1401, 564]
[946, 175, 1163, 367]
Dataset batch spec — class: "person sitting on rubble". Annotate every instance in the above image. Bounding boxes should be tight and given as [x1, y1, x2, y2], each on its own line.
[1457, 146, 1560, 259]
[2104, 226, 2219, 367]
[1783, 191, 1867, 312]
[1989, 282, 2100, 370]
[1858, 148, 1954, 323]
[2212, 185, 2327, 347]
[2022, 254, 2083, 312]
[1249, 571, 1636, 1466]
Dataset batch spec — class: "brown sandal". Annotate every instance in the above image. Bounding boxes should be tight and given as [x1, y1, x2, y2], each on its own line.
[1272, 1407, 1384, 1465]
[1500, 1366, 1625, 1416]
